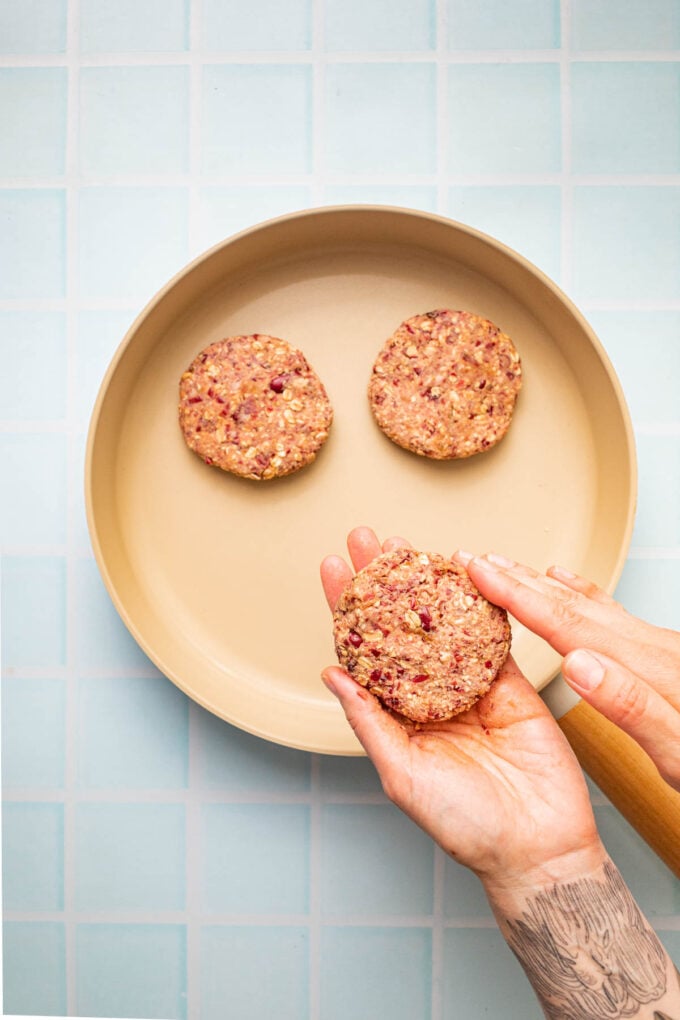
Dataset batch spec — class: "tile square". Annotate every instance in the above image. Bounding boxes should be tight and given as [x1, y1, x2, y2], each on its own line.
[78, 677, 189, 788]
[194, 705, 310, 793]
[78, 186, 189, 300]
[201, 926, 309, 1020]
[322, 183, 437, 211]
[631, 435, 680, 547]
[320, 804, 434, 916]
[0, 69, 67, 176]
[442, 928, 543, 1017]
[448, 0, 560, 49]
[325, 63, 436, 175]
[74, 557, 159, 671]
[3, 802, 64, 910]
[587, 311, 680, 426]
[572, 187, 680, 304]
[571, 0, 680, 50]
[0, 311, 67, 420]
[80, 0, 189, 52]
[449, 185, 561, 282]
[0, 189, 65, 298]
[318, 754, 384, 795]
[3, 922, 66, 1016]
[202, 804, 310, 914]
[80, 66, 189, 176]
[443, 856, 493, 917]
[202, 65, 311, 175]
[1, 556, 66, 668]
[75, 803, 185, 911]
[325, 0, 434, 51]
[197, 185, 311, 251]
[594, 806, 680, 917]
[321, 927, 431, 1020]
[0, 432, 67, 546]
[572, 63, 680, 174]
[76, 923, 187, 1019]
[2, 677, 66, 787]
[448, 63, 561, 174]
[0, 0, 66, 53]
[659, 929, 680, 960]
[202, 0, 311, 50]
[75, 308, 136, 423]
[615, 559, 680, 630]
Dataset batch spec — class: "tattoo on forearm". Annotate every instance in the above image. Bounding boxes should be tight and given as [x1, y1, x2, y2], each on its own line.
[504, 860, 669, 1020]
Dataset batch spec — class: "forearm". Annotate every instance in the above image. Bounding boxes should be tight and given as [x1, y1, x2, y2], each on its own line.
[483, 849, 680, 1020]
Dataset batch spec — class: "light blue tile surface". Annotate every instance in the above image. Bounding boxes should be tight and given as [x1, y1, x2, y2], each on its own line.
[449, 185, 561, 282]
[616, 559, 680, 630]
[74, 557, 159, 672]
[201, 926, 309, 1020]
[80, 0, 189, 52]
[75, 803, 185, 911]
[0, 68, 67, 177]
[631, 435, 680, 548]
[202, 65, 312, 175]
[79, 66, 189, 177]
[659, 930, 680, 964]
[594, 805, 680, 918]
[321, 927, 432, 1020]
[448, 63, 561, 174]
[587, 311, 680, 426]
[2, 678, 65, 788]
[75, 308, 135, 423]
[325, 0, 434, 51]
[572, 187, 680, 304]
[194, 707, 310, 792]
[198, 185, 312, 250]
[0, 0, 66, 53]
[443, 856, 493, 917]
[3, 802, 64, 910]
[3, 922, 66, 1016]
[0, 311, 67, 420]
[325, 63, 436, 175]
[448, 0, 560, 50]
[77, 677, 189, 788]
[202, 0, 311, 51]
[572, 63, 680, 175]
[76, 923, 187, 1019]
[0, 189, 65, 299]
[318, 754, 383, 795]
[322, 184, 438, 211]
[442, 928, 543, 1018]
[78, 186, 189, 300]
[0, 432, 67, 546]
[320, 804, 434, 916]
[1, 556, 66, 668]
[571, 0, 680, 51]
[203, 804, 310, 914]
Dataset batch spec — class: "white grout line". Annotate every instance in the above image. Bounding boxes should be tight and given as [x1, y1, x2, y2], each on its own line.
[187, 0, 203, 259]
[435, 0, 448, 217]
[431, 846, 446, 1020]
[308, 754, 321, 1020]
[559, 0, 573, 295]
[309, 0, 325, 205]
[185, 701, 202, 1020]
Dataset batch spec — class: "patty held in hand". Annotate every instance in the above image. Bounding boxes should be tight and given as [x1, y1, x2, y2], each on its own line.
[333, 547, 511, 722]
[179, 334, 333, 480]
[369, 309, 522, 459]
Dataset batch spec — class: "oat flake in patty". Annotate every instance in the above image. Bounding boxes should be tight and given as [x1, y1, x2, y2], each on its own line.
[333, 548, 511, 723]
[179, 334, 333, 480]
[368, 309, 522, 459]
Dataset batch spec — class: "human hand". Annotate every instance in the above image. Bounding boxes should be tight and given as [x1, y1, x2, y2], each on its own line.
[454, 552, 680, 793]
[321, 527, 605, 895]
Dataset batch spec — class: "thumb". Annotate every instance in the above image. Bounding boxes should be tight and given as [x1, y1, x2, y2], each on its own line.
[562, 649, 680, 791]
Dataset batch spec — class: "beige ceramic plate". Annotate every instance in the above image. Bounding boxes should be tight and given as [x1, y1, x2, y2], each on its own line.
[86, 206, 636, 754]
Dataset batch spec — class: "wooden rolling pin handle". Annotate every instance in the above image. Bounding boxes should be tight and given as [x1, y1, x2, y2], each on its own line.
[558, 698, 680, 878]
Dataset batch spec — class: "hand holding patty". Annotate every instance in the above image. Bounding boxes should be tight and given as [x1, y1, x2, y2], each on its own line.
[454, 552, 680, 793]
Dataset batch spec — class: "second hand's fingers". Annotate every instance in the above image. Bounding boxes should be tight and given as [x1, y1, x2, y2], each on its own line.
[563, 649, 680, 792]
[382, 535, 413, 553]
[320, 555, 353, 612]
[547, 564, 616, 605]
[347, 526, 384, 572]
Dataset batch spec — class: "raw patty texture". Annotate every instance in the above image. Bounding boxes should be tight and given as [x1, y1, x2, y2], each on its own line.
[179, 334, 333, 480]
[333, 548, 511, 723]
[368, 309, 522, 459]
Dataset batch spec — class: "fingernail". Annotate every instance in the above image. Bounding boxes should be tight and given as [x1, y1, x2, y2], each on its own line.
[321, 670, 338, 696]
[455, 549, 474, 565]
[564, 650, 605, 691]
[487, 552, 516, 568]
[471, 556, 499, 572]
[552, 564, 576, 580]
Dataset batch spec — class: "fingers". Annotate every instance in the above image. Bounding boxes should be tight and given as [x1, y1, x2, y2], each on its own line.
[563, 649, 680, 792]
[382, 535, 412, 553]
[347, 526, 383, 572]
[320, 555, 353, 611]
[547, 565, 615, 606]
[322, 667, 410, 777]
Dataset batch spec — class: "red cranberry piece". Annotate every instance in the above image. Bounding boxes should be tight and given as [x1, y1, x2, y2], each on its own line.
[348, 630, 363, 648]
[412, 674, 429, 684]
[269, 375, 286, 393]
[187, 396, 202, 404]
[204, 457, 213, 465]
[369, 669, 383, 684]
[418, 606, 432, 631]
[484, 660, 493, 669]
[478, 380, 486, 390]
